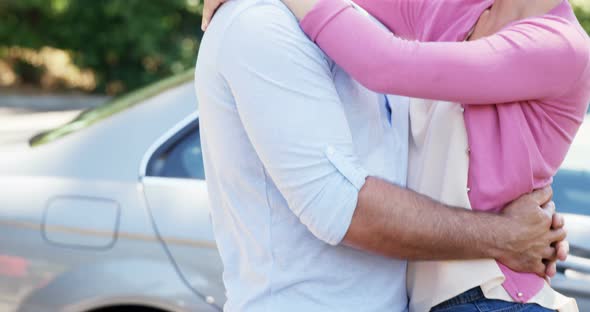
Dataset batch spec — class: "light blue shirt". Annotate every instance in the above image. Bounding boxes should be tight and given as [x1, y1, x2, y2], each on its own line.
[195, 0, 409, 311]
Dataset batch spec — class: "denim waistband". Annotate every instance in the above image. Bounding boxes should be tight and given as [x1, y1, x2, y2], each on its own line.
[432, 287, 486, 310]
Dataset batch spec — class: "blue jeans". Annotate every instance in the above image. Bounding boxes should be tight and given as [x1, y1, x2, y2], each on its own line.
[430, 287, 556, 312]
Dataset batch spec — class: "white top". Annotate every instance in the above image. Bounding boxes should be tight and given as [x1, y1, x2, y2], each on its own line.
[195, 0, 410, 311]
[405, 99, 577, 312]
[406, 98, 506, 312]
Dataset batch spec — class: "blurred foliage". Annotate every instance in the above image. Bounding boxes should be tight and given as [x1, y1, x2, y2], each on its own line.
[574, 4, 590, 34]
[0, 0, 203, 94]
[0, 0, 588, 95]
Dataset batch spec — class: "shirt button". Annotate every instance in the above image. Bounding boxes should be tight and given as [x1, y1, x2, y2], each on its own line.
[460, 106, 465, 113]
[466, 147, 471, 154]
[467, 187, 471, 193]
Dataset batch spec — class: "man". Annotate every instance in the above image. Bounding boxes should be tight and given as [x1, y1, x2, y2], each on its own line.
[195, 1, 567, 311]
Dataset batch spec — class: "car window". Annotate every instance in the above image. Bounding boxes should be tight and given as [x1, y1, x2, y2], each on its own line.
[553, 169, 590, 217]
[146, 123, 205, 180]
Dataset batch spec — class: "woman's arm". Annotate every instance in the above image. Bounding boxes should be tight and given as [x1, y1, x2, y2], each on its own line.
[284, 0, 588, 104]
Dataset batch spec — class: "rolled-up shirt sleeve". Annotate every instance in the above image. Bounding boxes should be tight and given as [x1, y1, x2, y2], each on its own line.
[218, 4, 368, 245]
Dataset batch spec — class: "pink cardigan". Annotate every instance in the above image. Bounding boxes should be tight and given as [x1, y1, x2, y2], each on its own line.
[300, 0, 590, 303]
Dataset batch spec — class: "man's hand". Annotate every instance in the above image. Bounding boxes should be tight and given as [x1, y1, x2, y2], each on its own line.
[545, 212, 569, 279]
[495, 187, 568, 277]
[201, 0, 225, 31]
[346, 179, 566, 278]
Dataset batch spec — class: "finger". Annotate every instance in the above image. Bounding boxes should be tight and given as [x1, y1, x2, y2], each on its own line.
[552, 213, 565, 229]
[556, 240, 570, 261]
[547, 228, 567, 244]
[535, 262, 547, 278]
[545, 260, 557, 278]
[542, 246, 557, 260]
[532, 186, 553, 206]
[541, 200, 556, 218]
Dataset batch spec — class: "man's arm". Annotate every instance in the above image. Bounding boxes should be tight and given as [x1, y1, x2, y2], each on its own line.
[346, 177, 565, 276]
[219, 5, 563, 276]
[220, 5, 368, 246]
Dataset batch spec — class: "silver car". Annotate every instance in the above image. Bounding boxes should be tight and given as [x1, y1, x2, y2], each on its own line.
[0, 72, 588, 312]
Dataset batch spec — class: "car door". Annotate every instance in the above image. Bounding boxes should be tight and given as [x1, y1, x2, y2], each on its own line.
[140, 113, 226, 308]
[545, 112, 590, 310]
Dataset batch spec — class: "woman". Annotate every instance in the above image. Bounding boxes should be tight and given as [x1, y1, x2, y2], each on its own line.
[201, 0, 590, 311]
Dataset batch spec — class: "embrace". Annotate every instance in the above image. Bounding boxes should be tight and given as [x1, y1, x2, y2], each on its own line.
[195, 0, 590, 311]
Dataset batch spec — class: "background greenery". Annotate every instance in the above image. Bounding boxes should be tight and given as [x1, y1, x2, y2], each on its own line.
[0, 0, 589, 95]
[574, 4, 590, 35]
[0, 0, 203, 95]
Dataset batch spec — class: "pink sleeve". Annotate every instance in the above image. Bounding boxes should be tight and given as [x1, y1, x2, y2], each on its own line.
[300, 0, 588, 104]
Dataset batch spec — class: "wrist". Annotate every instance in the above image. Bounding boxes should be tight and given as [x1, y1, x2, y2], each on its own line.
[474, 213, 511, 260]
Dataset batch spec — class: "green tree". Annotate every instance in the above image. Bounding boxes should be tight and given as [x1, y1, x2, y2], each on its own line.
[0, 0, 203, 94]
[574, 5, 590, 34]
[1, 1, 589, 95]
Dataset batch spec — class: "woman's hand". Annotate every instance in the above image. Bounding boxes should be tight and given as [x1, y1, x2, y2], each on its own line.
[201, 0, 226, 31]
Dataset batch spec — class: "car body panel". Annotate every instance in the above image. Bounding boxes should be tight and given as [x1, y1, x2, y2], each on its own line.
[0, 82, 196, 182]
[42, 195, 121, 249]
[0, 176, 205, 311]
[563, 214, 590, 253]
[141, 177, 225, 307]
[0, 80, 221, 311]
[17, 258, 216, 312]
[551, 114, 590, 311]
[560, 115, 590, 172]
